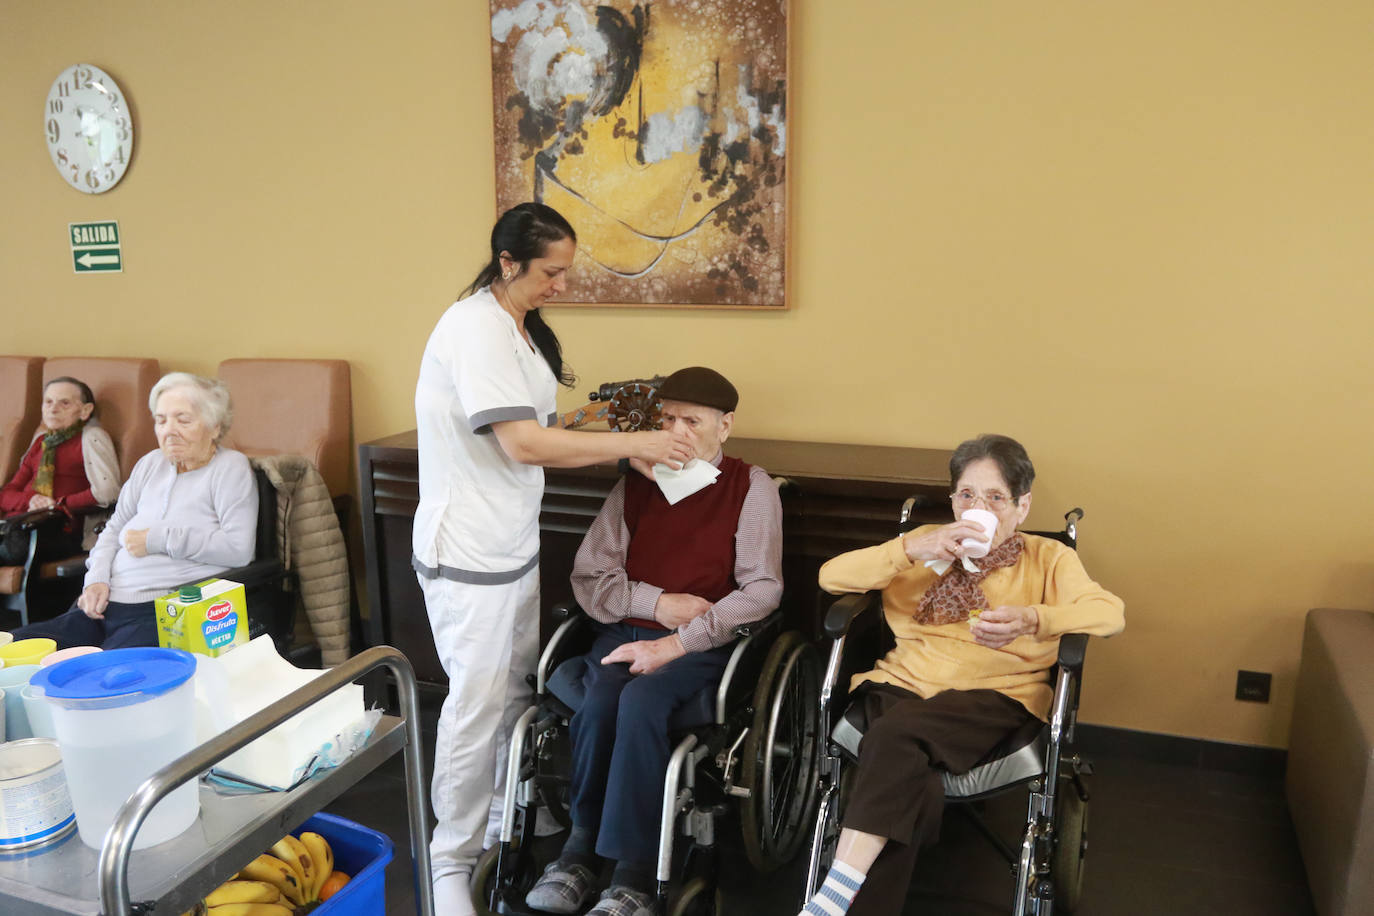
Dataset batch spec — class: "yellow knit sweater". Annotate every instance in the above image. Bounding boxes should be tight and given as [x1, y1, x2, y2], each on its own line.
[818, 527, 1125, 721]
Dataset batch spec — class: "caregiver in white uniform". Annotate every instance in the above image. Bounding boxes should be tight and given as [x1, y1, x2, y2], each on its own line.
[413, 203, 693, 915]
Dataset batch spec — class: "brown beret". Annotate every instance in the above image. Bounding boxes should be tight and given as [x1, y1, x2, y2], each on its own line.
[655, 366, 738, 413]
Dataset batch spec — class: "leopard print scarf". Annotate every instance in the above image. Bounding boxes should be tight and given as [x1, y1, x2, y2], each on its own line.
[35, 421, 84, 498]
[913, 533, 1025, 626]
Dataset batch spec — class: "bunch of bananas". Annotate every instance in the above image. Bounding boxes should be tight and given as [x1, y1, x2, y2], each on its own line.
[197, 830, 340, 914]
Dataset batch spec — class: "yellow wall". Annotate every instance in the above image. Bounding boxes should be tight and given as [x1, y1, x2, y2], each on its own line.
[4, 1, 1372, 748]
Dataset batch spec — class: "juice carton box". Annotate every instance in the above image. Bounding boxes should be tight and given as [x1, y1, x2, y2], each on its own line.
[156, 578, 248, 657]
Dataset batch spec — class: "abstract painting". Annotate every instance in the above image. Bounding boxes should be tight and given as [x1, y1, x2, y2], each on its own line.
[489, 0, 788, 308]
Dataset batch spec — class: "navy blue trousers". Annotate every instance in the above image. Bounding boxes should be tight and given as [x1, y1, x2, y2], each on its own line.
[10, 600, 159, 650]
[568, 621, 731, 864]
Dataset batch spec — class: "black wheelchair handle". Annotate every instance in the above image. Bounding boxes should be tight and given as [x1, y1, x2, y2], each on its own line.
[823, 592, 879, 639]
[1057, 632, 1089, 672]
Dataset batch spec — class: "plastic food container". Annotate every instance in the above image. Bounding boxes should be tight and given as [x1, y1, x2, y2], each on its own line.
[0, 638, 56, 668]
[39, 645, 102, 668]
[299, 812, 394, 915]
[0, 738, 77, 850]
[21, 684, 56, 739]
[0, 665, 42, 741]
[31, 647, 199, 849]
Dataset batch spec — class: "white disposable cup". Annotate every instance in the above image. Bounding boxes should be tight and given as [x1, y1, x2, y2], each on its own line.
[960, 508, 999, 559]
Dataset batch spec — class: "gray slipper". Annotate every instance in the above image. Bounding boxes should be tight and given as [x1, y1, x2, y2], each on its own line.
[586, 885, 654, 916]
[525, 861, 598, 914]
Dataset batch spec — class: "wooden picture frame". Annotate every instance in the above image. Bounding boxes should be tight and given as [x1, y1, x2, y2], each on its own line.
[488, 0, 789, 309]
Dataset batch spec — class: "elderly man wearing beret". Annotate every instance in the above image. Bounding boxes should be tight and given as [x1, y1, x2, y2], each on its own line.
[523, 367, 784, 916]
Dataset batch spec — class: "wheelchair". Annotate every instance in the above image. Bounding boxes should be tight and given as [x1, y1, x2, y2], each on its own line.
[0, 506, 100, 626]
[473, 599, 823, 916]
[804, 506, 1094, 916]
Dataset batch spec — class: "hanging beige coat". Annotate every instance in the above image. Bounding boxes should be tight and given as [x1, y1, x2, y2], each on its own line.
[251, 454, 351, 667]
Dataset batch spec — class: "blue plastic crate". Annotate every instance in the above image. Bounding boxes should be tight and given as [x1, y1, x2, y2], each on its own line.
[296, 812, 394, 914]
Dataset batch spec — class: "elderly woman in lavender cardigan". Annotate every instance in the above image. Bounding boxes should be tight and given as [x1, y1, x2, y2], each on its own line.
[9, 372, 257, 649]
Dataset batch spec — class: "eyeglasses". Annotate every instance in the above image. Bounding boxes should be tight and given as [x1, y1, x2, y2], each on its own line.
[950, 488, 1018, 510]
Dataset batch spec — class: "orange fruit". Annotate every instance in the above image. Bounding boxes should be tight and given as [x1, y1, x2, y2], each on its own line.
[318, 870, 350, 901]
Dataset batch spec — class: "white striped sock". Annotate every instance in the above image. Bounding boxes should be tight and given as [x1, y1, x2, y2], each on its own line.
[800, 861, 867, 916]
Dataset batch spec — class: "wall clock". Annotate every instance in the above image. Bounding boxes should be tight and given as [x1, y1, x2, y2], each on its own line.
[44, 63, 134, 194]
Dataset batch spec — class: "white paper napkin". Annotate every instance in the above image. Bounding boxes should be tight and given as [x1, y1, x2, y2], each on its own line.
[652, 458, 721, 505]
[924, 556, 982, 576]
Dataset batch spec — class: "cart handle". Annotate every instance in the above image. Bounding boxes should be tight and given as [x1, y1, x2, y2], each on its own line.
[98, 645, 434, 916]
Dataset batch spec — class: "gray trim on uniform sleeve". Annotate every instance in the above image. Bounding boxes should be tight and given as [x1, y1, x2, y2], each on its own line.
[412, 552, 541, 585]
[469, 405, 539, 435]
[546, 412, 559, 427]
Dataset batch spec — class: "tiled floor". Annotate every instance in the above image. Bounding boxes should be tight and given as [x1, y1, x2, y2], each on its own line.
[322, 693, 1315, 916]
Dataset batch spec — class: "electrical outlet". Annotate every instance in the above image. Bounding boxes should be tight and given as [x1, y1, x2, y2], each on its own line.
[1235, 670, 1272, 703]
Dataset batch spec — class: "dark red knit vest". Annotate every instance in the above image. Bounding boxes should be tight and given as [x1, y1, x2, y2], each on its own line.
[622, 456, 753, 630]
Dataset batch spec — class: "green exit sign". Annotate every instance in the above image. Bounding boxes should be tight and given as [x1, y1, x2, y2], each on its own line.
[70, 220, 122, 273]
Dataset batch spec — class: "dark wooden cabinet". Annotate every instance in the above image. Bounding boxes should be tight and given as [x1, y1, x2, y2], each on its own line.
[358, 431, 952, 687]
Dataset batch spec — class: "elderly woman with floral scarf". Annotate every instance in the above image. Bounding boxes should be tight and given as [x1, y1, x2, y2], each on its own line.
[798, 434, 1125, 916]
[0, 377, 119, 564]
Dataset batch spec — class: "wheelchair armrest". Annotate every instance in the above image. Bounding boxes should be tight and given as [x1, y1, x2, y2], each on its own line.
[719, 611, 787, 717]
[536, 601, 594, 694]
[733, 611, 784, 641]
[0, 507, 62, 534]
[172, 559, 289, 593]
[823, 591, 880, 639]
[551, 599, 582, 620]
[1057, 632, 1089, 674]
[54, 556, 88, 578]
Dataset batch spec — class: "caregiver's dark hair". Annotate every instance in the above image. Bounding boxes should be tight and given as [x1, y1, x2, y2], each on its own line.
[462, 202, 578, 387]
[949, 434, 1036, 499]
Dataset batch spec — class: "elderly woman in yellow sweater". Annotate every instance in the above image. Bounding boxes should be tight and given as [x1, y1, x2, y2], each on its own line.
[798, 434, 1124, 916]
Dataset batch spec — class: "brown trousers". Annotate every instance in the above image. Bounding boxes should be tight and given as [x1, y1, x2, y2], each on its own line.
[840, 683, 1034, 916]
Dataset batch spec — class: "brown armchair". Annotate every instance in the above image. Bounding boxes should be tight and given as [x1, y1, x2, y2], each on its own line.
[217, 359, 353, 500]
[0, 356, 44, 484]
[1, 357, 160, 627]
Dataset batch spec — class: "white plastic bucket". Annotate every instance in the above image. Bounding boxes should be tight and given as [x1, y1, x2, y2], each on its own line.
[0, 738, 76, 850]
[31, 648, 200, 850]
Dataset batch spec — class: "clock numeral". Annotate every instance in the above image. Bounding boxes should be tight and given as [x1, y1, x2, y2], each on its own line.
[114, 145, 126, 164]
[48, 99, 64, 114]
[84, 169, 101, 190]
[58, 81, 70, 98]
[104, 167, 116, 183]
[107, 91, 120, 107]
[73, 66, 92, 88]
[116, 125, 130, 142]
[47, 118, 60, 144]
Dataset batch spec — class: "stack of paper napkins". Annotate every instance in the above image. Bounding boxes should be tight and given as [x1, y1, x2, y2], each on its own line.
[193, 635, 366, 790]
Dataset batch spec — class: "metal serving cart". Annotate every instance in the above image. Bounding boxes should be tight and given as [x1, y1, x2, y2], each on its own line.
[0, 645, 435, 916]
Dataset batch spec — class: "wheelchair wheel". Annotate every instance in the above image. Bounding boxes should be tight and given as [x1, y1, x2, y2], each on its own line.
[471, 845, 501, 916]
[533, 725, 575, 829]
[1051, 776, 1089, 912]
[667, 876, 723, 916]
[740, 629, 822, 872]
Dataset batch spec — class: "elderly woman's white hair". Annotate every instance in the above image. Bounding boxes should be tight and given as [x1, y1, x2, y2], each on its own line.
[148, 372, 234, 443]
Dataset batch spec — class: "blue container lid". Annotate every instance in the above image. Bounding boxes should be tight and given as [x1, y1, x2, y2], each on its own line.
[31, 647, 196, 709]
